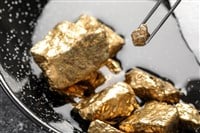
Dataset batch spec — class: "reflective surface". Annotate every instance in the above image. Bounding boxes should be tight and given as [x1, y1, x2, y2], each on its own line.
[0, 0, 199, 133]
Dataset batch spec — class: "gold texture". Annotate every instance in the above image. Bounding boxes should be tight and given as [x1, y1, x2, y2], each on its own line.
[85, 71, 106, 89]
[131, 24, 150, 46]
[176, 102, 200, 130]
[88, 119, 124, 133]
[31, 20, 110, 90]
[75, 82, 139, 122]
[61, 71, 106, 97]
[76, 14, 124, 57]
[105, 58, 122, 74]
[31, 15, 124, 91]
[119, 101, 179, 133]
[125, 68, 180, 104]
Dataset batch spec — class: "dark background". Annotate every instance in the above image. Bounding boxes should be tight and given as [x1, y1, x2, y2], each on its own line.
[0, 88, 47, 133]
[1, 0, 200, 133]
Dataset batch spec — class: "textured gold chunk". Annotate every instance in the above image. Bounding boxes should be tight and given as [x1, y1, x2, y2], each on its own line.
[119, 101, 179, 133]
[31, 21, 109, 90]
[75, 82, 139, 122]
[76, 14, 124, 57]
[105, 58, 122, 74]
[61, 71, 106, 97]
[176, 102, 200, 130]
[85, 71, 106, 89]
[88, 119, 124, 133]
[125, 68, 180, 104]
[131, 24, 150, 46]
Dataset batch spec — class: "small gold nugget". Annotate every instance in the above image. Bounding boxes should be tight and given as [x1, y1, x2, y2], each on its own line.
[75, 82, 139, 122]
[131, 24, 150, 46]
[176, 102, 200, 130]
[76, 14, 124, 57]
[88, 119, 124, 133]
[119, 101, 179, 133]
[125, 68, 180, 104]
[105, 58, 122, 74]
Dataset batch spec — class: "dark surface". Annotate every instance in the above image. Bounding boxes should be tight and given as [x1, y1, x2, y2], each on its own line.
[0, 87, 47, 133]
[1, 0, 200, 133]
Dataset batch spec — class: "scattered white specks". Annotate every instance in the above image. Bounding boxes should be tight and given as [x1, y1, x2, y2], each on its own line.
[8, 18, 13, 23]
[21, 31, 24, 35]
[18, 0, 22, 4]
[22, 19, 26, 23]
[10, 29, 14, 33]
[15, 12, 19, 18]
[26, 3, 30, 7]
[17, 122, 24, 131]
[25, 30, 29, 34]
[7, 3, 11, 7]
[195, 100, 199, 105]
[27, 7, 31, 11]
[24, 11, 28, 16]
[4, 0, 8, 4]
[37, 3, 42, 9]
[9, 13, 12, 17]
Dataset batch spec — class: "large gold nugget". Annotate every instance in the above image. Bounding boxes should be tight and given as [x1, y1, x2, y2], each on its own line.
[75, 82, 139, 122]
[88, 119, 124, 133]
[31, 21, 109, 89]
[76, 14, 124, 57]
[176, 102, 200, 130]
[125, 68, 180, 104]
[119, 101, 179, 133]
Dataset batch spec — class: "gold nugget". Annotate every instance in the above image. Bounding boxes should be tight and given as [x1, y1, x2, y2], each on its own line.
[75, 82, 139, 122]
[125, 68, 180, 104]
[105, 58, 122, 74]
[176, 102, 200, 130]
[31, 21, 109, 90]
[88, 119, 124, 133]
[61, 71, 106, 97]
[131, 24, 150, 46]
[84, 71, 106, 89]
[76, 14, 124, 57]
[119, 101, 179, 133]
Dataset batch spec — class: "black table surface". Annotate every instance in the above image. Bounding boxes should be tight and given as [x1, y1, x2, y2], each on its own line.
[0, 87, 47, 133]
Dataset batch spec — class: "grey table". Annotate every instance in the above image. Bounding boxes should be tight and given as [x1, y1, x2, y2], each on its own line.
[0, 87, 47, 133]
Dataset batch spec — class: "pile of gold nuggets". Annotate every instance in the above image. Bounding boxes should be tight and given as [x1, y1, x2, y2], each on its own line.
[31, 15, 200, 133]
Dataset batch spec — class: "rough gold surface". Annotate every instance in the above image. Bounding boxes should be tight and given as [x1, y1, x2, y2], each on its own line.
[76, 14, 124, 57]
[61, 71, 106, 97]
[62, 84, 88, 97]
[88, 119, 124, 133]
[176, 102, 200, 130]
[31, 20, 110, 90]
[75, 82, 139, 122]
[119, 101, 179, 133]
[85, 71, 106, 89]
[125, 68, 180, 104]
[131, 24, 150, 46]
[105, 58, 122, 74]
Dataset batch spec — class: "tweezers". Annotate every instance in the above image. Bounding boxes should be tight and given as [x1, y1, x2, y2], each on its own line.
[142, 0, 182, 44]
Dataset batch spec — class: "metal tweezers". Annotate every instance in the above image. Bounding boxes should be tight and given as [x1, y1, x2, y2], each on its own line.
[141, 0, 182, 44]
